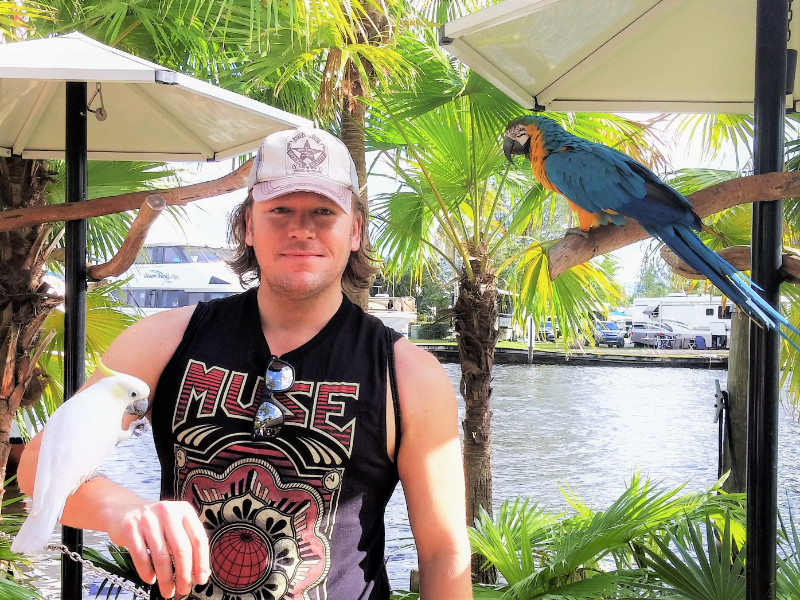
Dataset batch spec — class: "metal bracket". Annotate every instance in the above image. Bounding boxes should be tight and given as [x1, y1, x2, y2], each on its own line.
[714, 378, 729, 423]
[86, 82, 107, 121]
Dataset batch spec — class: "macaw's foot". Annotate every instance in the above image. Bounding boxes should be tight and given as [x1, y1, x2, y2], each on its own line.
[565, 227, 591, 238]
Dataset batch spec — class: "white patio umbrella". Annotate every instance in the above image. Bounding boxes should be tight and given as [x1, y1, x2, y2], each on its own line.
[440, 0, 799, 114]
[0, 31, 310, 598]
[441, 2, 791, 598]
[0, 32, 309, 160]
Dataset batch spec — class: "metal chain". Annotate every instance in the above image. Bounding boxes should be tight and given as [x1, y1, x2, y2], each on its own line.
[43, 543, 151, 600]
[0, 532, 150, 599]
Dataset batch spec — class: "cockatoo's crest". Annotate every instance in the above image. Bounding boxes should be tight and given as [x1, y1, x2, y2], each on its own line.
[97, 359, 118, 378]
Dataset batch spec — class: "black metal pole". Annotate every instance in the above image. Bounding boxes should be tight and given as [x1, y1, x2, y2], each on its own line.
[747, 2, 788, 599]
[63, 81, 87, 599]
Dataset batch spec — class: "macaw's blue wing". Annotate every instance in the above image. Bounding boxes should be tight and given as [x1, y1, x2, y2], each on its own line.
[543, 142, 700, 231]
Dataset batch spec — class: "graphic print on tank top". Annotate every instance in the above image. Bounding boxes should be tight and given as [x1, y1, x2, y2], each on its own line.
[170, 359, 359, 600]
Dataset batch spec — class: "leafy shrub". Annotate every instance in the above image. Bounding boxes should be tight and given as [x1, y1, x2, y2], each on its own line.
[417, 322, 450, 339]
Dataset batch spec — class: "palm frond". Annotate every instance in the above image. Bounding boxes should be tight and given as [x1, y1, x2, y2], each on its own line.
[634, 513, 745, 600]
[504, 246, 625, 347]
[0, 0, 54, 40]
[82, 543, 151, 599]
[777, 505, 800, 600]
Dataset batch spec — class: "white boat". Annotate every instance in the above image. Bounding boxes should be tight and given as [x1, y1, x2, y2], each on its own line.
[112, 243, 246, 313]
[113, 243, 417, 335]
[367, 295, 417, 337]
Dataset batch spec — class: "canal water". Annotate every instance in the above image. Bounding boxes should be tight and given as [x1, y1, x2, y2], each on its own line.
[27, 364, 800, 597]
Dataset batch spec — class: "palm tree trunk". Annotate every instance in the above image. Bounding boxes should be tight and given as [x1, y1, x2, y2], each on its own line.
[454, 244, 499, 583]
[337, 3, 389, 311]
[340, 96, 371, 311]
[0, 157, 60, 503]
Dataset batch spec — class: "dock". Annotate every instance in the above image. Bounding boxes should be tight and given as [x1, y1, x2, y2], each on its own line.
[415, 343, 729, 369]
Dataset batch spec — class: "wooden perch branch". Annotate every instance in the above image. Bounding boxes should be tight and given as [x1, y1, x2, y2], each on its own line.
[87, 194, 166, 281]
[547, 171, 800, 279]
[661, 245, 800, 285]
[0, 159, 253, 232]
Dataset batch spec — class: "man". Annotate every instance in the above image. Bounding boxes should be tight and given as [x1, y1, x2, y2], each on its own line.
[18, 127, 472, 599]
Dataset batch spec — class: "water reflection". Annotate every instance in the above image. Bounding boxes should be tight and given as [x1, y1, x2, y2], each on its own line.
[28, 364, 800, 597]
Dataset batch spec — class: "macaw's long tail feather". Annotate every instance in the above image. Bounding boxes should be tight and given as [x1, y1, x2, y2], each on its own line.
[11, 499, 63, 554]
[643, 223, 800, 351]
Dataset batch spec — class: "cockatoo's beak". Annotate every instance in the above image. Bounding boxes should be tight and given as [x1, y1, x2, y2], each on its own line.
[125, 397, 149, 417]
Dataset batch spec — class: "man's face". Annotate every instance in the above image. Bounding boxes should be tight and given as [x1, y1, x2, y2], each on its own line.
[245, 191, 362, 300]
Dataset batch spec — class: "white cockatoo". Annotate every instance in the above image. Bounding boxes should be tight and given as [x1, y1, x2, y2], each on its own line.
[12, 362, 150, 554]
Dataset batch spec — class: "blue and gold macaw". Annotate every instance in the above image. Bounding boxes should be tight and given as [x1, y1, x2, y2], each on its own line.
[503, 114, 800, 346]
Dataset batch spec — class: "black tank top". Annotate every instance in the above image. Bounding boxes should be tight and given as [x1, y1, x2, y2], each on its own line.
[151, 288, 401, 599]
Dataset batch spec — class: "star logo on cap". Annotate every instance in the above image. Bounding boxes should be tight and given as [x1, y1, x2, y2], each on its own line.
[286, 134, 327, 173]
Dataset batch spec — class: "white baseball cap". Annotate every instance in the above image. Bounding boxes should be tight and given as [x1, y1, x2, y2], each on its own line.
[246, 127, 359, 213]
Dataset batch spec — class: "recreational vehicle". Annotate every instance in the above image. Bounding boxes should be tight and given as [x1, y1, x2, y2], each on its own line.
[631, 294, 733, 349]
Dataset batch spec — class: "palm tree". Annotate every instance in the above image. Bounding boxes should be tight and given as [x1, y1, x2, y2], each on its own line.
[368, 36, 642, 580]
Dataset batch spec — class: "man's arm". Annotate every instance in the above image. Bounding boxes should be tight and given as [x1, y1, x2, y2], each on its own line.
[393, 338, 472, 598]
[16, 305, 210, 599]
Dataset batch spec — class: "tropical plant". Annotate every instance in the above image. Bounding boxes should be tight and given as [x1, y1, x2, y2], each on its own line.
[469, 475, 748, 599]
[777, 506, 800, 600]
[634, 513, 745, 600]
[0, 491, 43, 599]
[0, 155, 177, 505]
[82, 542, 151, 599]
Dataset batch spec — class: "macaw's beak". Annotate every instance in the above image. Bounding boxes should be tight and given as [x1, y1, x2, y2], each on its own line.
[503, 135, 528, 162]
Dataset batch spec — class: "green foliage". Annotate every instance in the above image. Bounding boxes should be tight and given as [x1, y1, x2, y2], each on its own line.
[0, 1, 54, 41]
[634, 513, 745, 600]
[632, 249, 672, 299]
[417, 322, 451, 339]
[24, 281, 140, 434]
[369, 33, 638, 346]
[469, 474, 748, 600]
[82, 543, 150, 599]
[0, 493, 42, 599]
[777, 507, 800, 599]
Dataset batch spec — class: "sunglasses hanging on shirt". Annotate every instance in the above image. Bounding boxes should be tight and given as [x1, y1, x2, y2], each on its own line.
[252, 356, 295, 440]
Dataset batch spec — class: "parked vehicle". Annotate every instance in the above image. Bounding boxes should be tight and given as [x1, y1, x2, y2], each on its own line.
[630, 320, 703, 348]
[537, 318, 560, 342]
[587, 320, 626, 348]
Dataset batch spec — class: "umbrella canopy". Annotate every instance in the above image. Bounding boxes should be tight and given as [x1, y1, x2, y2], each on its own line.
[0, 32, 309, 160]
[441, 0, 798, 114]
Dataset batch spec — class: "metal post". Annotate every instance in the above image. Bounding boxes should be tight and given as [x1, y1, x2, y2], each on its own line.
[63, 81, 87, 599]
[748, 2, 788, 599]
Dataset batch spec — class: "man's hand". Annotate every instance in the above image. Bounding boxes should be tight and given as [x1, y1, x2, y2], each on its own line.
[108, 500, 210, 599]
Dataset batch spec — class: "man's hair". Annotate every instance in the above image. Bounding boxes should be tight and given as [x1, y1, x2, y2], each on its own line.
[228, 192, 379, 296]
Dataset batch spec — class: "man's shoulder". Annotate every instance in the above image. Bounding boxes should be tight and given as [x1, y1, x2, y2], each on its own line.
[128, 305, 197, 343]
[392, 338, 452, 397]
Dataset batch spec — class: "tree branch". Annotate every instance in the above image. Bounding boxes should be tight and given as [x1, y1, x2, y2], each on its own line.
[547, 171, 800, 279]
[87, 194, 166, 281]
[661, 244, 800, 286]
[0, 159, 252, 232]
